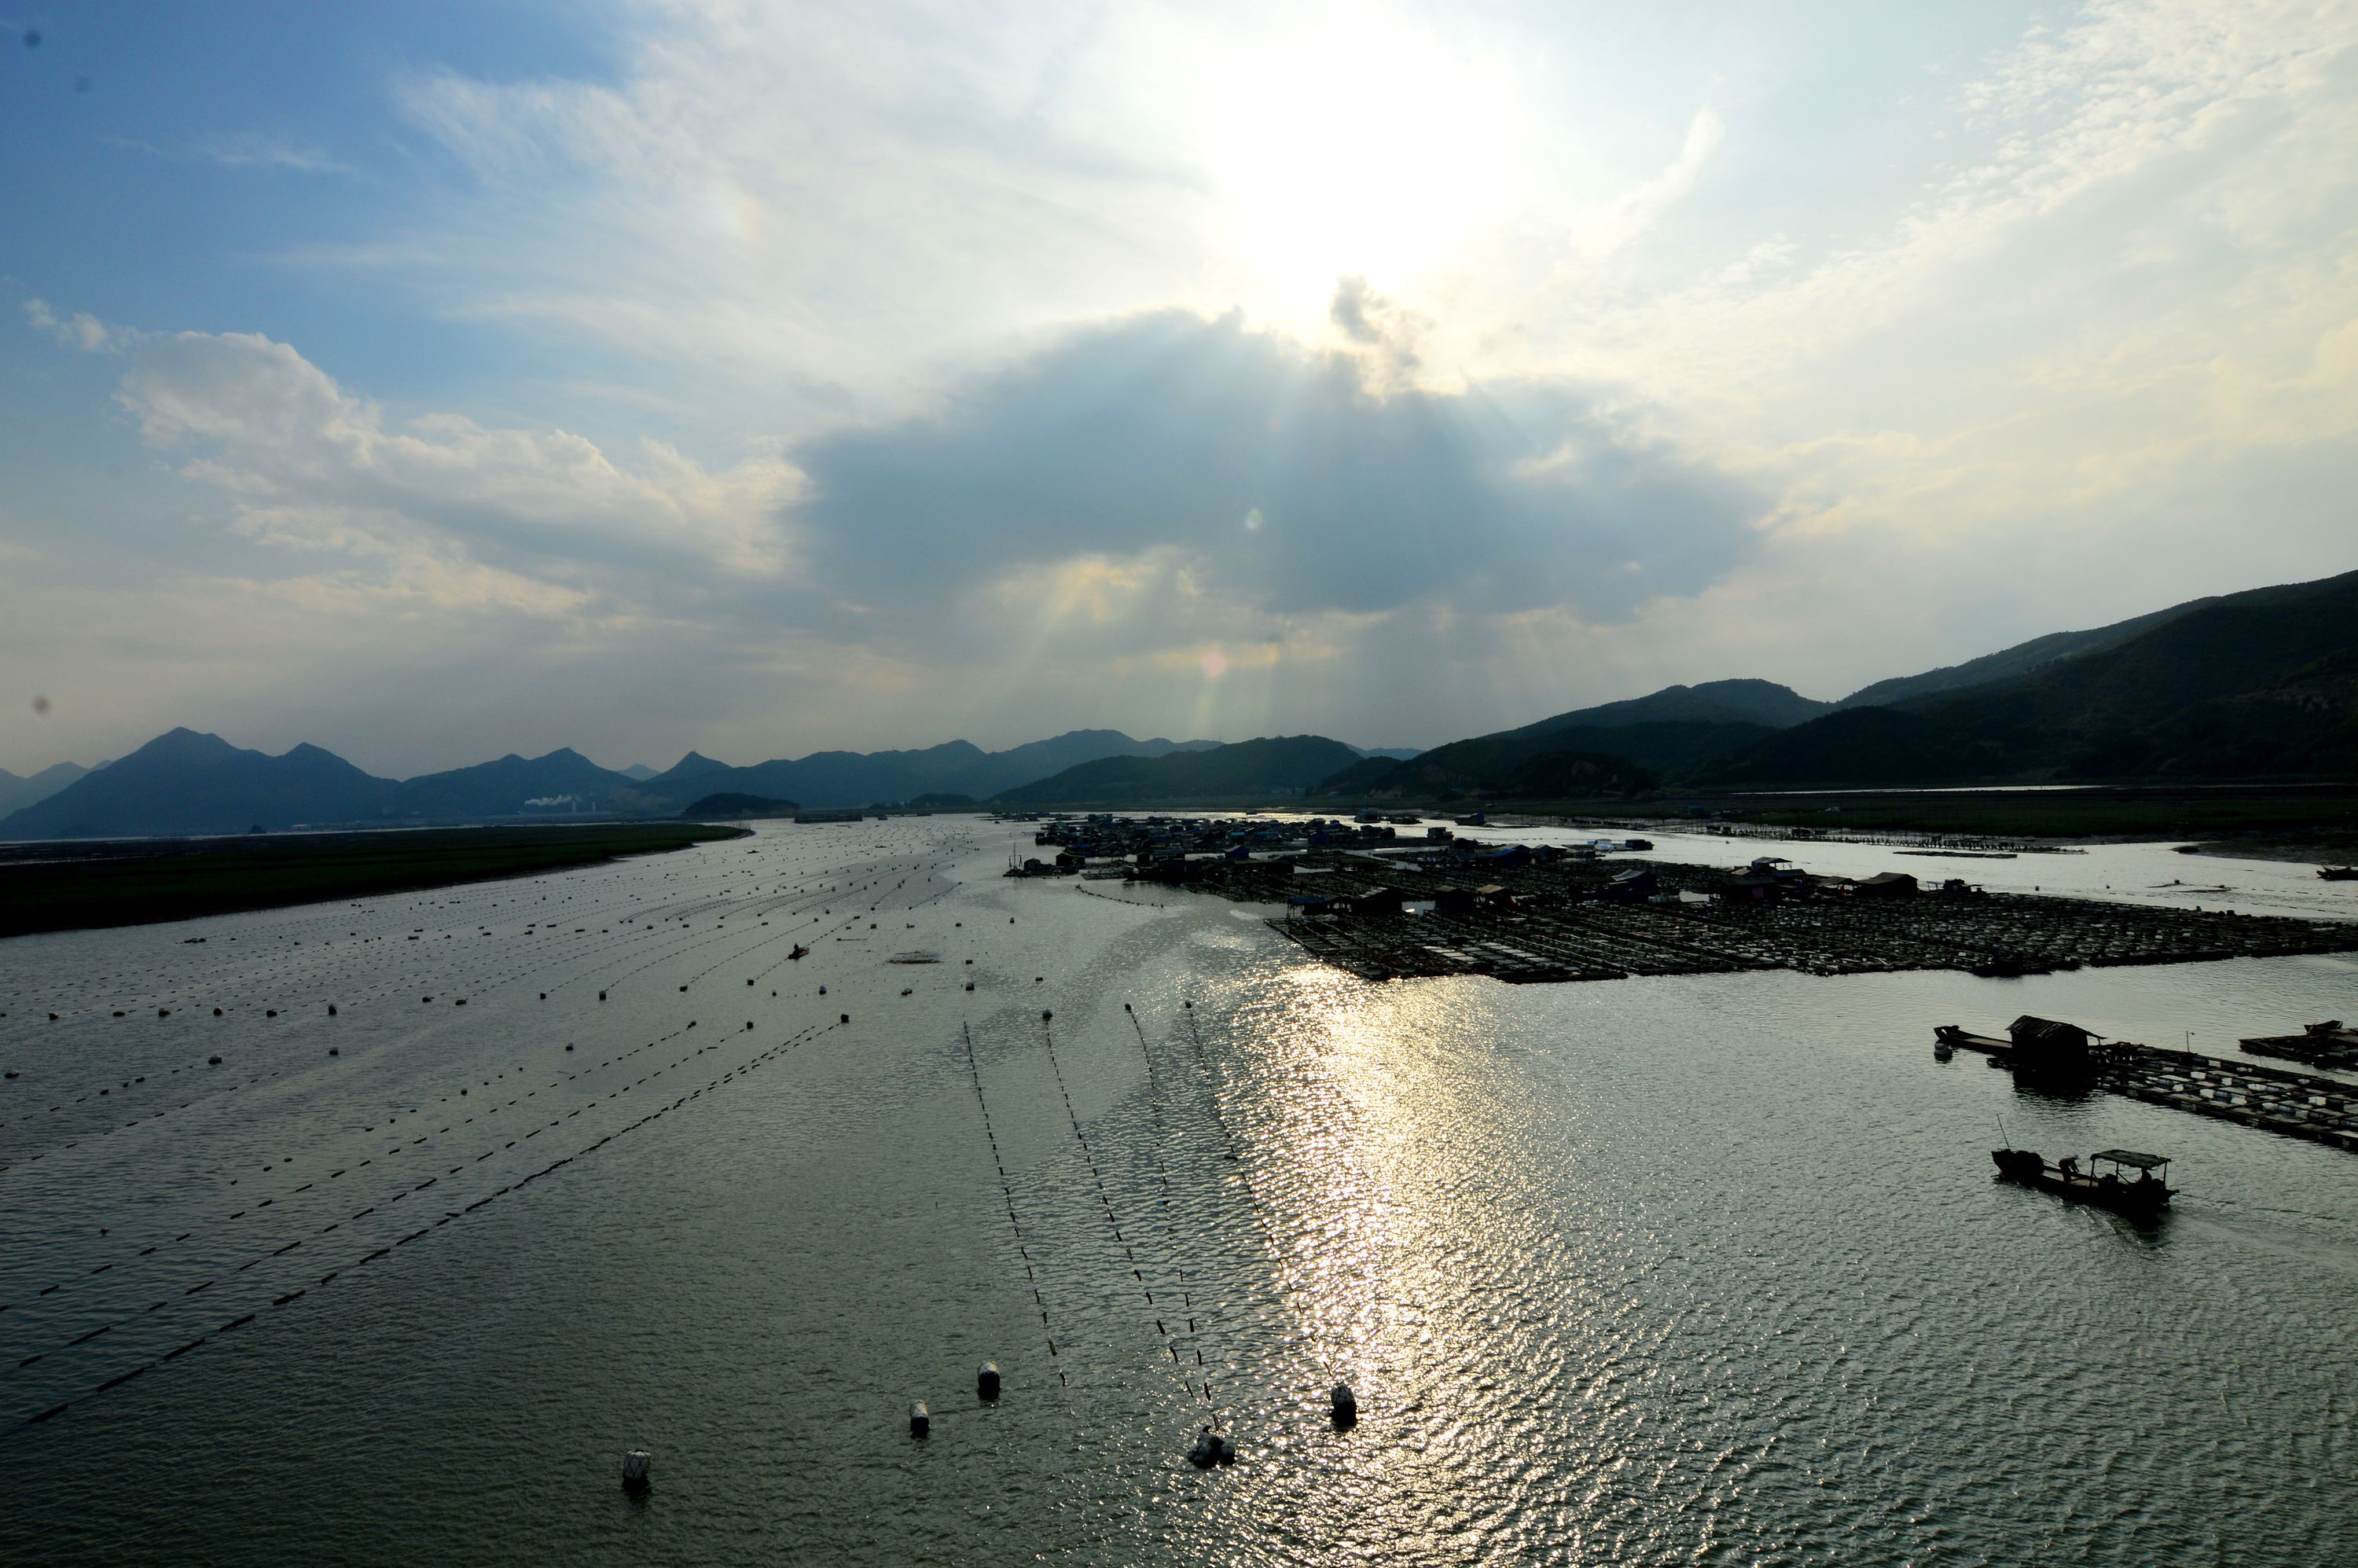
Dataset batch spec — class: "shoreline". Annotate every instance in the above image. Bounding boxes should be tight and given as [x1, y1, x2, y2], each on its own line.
[0, 823, 751, 940]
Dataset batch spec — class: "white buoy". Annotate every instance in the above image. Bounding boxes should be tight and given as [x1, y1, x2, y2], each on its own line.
[909, 1400, 930, 1438]
[977, 1361, 1000, 1399]
[1331, 1383, 1357, 1425]
[620, 1448, 652, 1492]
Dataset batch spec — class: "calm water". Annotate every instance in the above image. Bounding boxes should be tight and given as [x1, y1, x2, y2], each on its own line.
[2, 820, 2354, 1565]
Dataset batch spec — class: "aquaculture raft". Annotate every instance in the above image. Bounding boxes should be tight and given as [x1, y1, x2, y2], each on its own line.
[1231, 853, 2358, 986]
[1939, 1026, 2358, 1153]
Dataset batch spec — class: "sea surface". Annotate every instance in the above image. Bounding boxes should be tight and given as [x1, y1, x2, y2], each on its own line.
[2, 818, 2354, 1565]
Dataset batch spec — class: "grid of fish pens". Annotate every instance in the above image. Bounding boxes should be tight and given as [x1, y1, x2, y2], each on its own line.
[1207, 852, 2358, 986]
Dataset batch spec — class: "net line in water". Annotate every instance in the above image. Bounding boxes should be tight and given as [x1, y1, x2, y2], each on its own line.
[1037, 1012, 1220, 1423]
[7, 1018, 848, 1434]
[957, 1021, 1070, 1393]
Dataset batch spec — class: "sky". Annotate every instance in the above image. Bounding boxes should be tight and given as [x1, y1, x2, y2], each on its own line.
[2, 1, 2353, 778]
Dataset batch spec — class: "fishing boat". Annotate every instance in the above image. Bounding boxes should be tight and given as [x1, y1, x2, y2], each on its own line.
[1990, 1146, 2173, 1217]
[2319, 865, 2357, 881]
[788, 943, 810, 960]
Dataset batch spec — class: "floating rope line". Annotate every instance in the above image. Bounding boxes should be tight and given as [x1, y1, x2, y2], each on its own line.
[1175, 1002, 1345, 1387]
[960, 1023, 1067, 1390]
[1038, 1013, 1216, 1419]
[6, 1020, 845, 1431]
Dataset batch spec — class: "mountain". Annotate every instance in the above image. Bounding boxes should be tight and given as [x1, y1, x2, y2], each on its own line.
[0, 729, 396, 839]
[1496, 679, 1831, 737]
[0, 760, 93, 817]
[0, 727, 1242, 839]
[384, 748, 650, 821]
[1696, 569, 2358, 786]
[1322, 719, 1765, 799]
[1835, 602, 2204, 710]
[994, 736, 1366, 805]
[640, 729, 1225, 810]
[618, 763, 659, 781]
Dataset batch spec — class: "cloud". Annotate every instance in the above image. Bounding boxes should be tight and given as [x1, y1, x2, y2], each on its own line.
[113, 329, 797, 611]
[109, 131, 350, 174]
[24, 297, 133, 353]
[1572, 106, 1726, 259]
[790, 308, 1765, 633]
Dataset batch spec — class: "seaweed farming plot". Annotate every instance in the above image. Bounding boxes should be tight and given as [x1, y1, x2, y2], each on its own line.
[1203, 852, 2358, 985]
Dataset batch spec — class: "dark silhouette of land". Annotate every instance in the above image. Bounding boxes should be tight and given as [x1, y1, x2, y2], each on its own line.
[0, 824, 748, 939]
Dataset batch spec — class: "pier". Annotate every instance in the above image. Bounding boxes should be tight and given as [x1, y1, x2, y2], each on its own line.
[1939, 1027, 2358, 1153]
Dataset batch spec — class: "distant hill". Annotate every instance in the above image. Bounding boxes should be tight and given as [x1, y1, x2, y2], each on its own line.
[0, 727, 1247, 839]
[1497, 679, 1831, 736]
[677, 791, 800, 820]
[995, 736, 1364, 805]
[1316, 680, 1819, 801]
[640, 729, 1225, 810]
[1695, 569, 2358, 786]
[1323, 719, 1765, 799]
[618, 763, 659, 781]
[0, 760, 94, 817]
[385, 749, 651, 821]
[0, 729, 396, 839]
[1835, 602, 2205, 710]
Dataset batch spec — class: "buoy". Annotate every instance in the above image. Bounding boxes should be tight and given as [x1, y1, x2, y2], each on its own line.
[327, 1004, 337, 1016]
[620, 1449, 652, 1493]
[977, 1361, 1000, 1399]
[329, 1047, 339, 1056]
[213, 1008, 222, 1016]
[840, 1014, 850, 1024]
[1188, 1427, 1221, 1467]
[818, 986, 826, 995]
[1041, 1010, 1052, 1020]
[599, 991, 607, 1001]
[1331, 1384, 1357, 1426]
[266, 1009, 277, 1018]
[208, 1056, 222, 1066]
[158, 1008, 170, 1017]
[565, 1044, 574, 1052]
[909, 1400, 930, 1438]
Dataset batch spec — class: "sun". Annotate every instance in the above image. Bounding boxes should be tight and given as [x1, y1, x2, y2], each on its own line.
[1201, 13, 1518, 310]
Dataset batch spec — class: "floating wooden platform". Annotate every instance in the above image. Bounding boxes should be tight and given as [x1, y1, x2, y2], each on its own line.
[1939, 1026, 2358, 1153]
[1210, 850, 2358, 987]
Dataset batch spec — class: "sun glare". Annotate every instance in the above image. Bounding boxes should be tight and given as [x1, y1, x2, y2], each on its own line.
[1203, 15, 1518, 311]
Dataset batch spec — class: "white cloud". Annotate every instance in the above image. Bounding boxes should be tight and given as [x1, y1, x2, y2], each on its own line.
[115, 329, 799, 611]
[24, 297, 133, 353]
[111, 131, 351, 174]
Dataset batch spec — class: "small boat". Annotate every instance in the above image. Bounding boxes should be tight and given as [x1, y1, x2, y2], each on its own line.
[788, 943, 810, 960]
[1991, 1146, 2173, 1217]
[2319, 866, 2358, 881]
